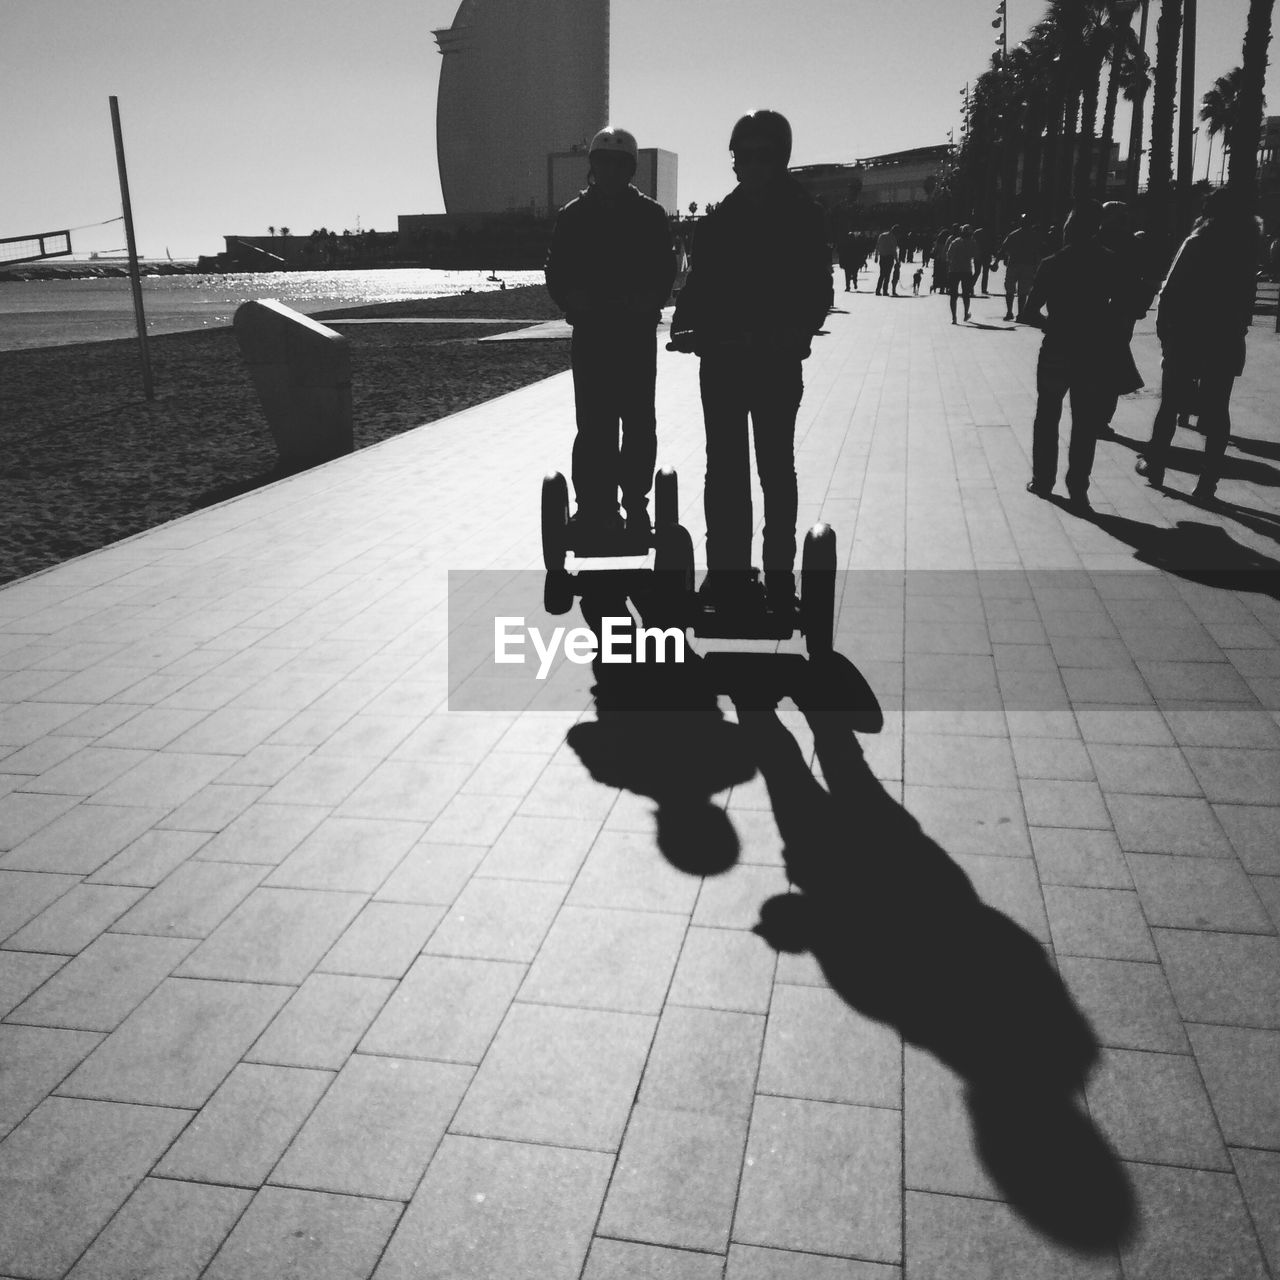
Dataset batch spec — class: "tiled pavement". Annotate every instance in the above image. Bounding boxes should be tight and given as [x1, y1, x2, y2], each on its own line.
[2, 269, 1279, 1279]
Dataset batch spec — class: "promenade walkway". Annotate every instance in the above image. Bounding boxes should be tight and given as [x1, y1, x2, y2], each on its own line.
[1, 271, 1278, 1279]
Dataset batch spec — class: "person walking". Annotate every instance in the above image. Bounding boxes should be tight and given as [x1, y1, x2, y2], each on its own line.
[875, 225, 900, 296]
[839, 229, 861, 292]
[545, 126, 677, 538]
[931, 225, 953, 294]
[971, 225, 992, 295]
[1022, 200, 1121, 509]
[1134, 188, 1260, 501]
[1096, 201, 1153, 437]
[945, 225, 979, 323]
[668, 108, 833, 611]
[997, 214, 1041, 321]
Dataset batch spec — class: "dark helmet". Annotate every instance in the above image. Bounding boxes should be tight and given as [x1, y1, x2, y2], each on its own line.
[729, 109, 792, 166]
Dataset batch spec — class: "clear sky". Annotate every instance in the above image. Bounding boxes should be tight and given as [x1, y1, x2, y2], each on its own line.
[4, 0, 1274, 259]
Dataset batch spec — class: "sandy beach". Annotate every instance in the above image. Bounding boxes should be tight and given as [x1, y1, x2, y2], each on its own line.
[0, 284, 569, 586]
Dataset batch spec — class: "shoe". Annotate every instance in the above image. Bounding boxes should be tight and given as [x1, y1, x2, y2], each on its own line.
[951, 317, 957, 325]
[1004, 312, 1014, 321]
[765, 571, 798, 615]
[964, 311, 971, 321]
[625, 506, 651, 540]
[1026, 480, 1052, 498]
[1066, 489, 1091, 512]
[1134, 457, 1164, 487]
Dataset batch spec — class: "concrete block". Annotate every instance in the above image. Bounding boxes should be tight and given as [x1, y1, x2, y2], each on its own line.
[233, 300, 352, 467]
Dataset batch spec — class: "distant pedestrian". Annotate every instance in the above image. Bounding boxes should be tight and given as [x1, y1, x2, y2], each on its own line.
[545, 126, 677, 537]
[912, 267, 923, 295]
[839, 229, 860, 292]
[875, 225, 900, 296]
[1022, 200, 1122, 509]
[972, 226, 992, 295]
[946, 225, 979, 323]
[998, 214, 1040, 321]
[931, 226, 953, 293]
[1135, 187, 1260, 501]
[668, 108, 833, 611]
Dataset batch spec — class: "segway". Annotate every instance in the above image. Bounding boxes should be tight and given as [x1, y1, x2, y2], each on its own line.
[541, 466, 688, 615]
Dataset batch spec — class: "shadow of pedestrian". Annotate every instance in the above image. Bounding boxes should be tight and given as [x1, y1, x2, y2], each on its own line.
[739, 698, 1136, 1252]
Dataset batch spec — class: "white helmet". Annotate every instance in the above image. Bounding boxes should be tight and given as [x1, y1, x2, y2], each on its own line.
[589, 127, 638, 161]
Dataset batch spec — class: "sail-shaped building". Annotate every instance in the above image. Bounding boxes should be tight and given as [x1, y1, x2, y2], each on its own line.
[433, 0, 609, 215]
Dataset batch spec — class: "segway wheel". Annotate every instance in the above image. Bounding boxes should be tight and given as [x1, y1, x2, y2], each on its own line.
[543, 569, 575, 617]
[541, 472, 570, 571]
[654, 467, 679, 529]
[653, 523, 696, 628]
[800, 522, 836, 658]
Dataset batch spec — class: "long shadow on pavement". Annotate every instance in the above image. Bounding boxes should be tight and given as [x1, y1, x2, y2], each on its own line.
[567, 636, 1136, 1253]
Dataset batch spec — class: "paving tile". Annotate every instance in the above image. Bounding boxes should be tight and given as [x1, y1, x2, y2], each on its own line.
[0, 733, 94, 775]
[0, 869, 79, 942]
[901, 784, 1030, 856]
[693, 864, 790, 931]
[903, 733, 1017, 790]
[64, 1177, 252, 1280]
[248, 973, 396, 1070]
[155, 782, 267, 833]
[1118, 1163, 1267, 1280]
[262, 753, 378, 806]
[472, 813, 600, 882]
[164, 705, 297, 755]
[1106, 793, 1233, 857]
[1164, 708, 1280, 749]
[88, 828, 209, 885]
[1085, 1046, 1229, 1170]
[85, 752, 232, 809]
[584, 1238, 725, 1279]
[903, 1046, 996, 1199]
[4, 882, 144, 954]
[59, 976, 290, 1107]
[667, 924, 776, 1013]
[19, 746, 152, 796]
[0, 950, 65, 1018]
[952, 851, 1051, 943]
[96, 705, 211, 750]
[424, 791, 522, 846]
[726, 1244, 899, 1279]
[110, 861, 268, 938]
[373, 1135, 610, 1280]
[213, 742, 311, 786]
[567, 829, 701, 914]
[460, 750, 549, 797]
[1213, 804, 1280, 874]
[1186, 1023, 1280, 1148]
[0, 701, 95, 748]
[359, 954, 523, 1064]
[0, 1097, 192, 1278]
[638, 1004, 764, 1122]
[1043, 885, 1155, 960]
[8, 933, 195, 1031]
[0, 802, 159, 876]
[1021, 778, 1113, 830]
[1232, 1148, 1280, 1279]
[1031, 827, 1131, 888]
[734, 1094, 900, 1263]
[202, 1185, 401, 1280]
[270, 1049, 471, 1198]
[423, 876, 565, 962]
[393, 712, 515, 762]
[1126, 853, 1273, 932]
[1056, 956, 1188, 1053]
[1011, 735, 1095, 780]
[1183, 747, 1280, 805]
[337, 759, 474, 823]
[1088, 743, 1202, 797]
[904, 1189, 1119, 1279]
[192, 801, 328, 865]
[374, 840, 486, 904]
[176, 887, 365, 984]
[0, 791, 80, 851]
[1153, 928, 1280, 1028]
[598, 1105, 745, 1252]
[1061, 666, 1152, 705]
[155, 1063, 333, 1186]
[451, 1002, 654, 1150]
[758, 983, 900, 1108]
[315, 900, 443, 978]
[518, 762, 620, 821]
[265, 816, 424, 892]
[0, 1024, 103, 1137]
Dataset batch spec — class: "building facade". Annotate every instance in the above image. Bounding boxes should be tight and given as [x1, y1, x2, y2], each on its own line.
[548, 148, 679, 214]
[433, 0, 610, 215]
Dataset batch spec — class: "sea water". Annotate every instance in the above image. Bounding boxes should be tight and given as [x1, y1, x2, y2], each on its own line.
[0, 268, 546, 352]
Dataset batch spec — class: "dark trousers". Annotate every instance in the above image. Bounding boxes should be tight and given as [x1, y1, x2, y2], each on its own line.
[876, 258, 894, 295]
[948, 270, 972, 319]
[1031, 347, 1105, 497]
[1145, 354, 1236, 487]
[700, 349, 803, 573]
[570, 324, 658, 517]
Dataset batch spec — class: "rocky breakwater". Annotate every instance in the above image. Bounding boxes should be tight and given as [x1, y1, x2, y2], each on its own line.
[0, 261, 201, 283]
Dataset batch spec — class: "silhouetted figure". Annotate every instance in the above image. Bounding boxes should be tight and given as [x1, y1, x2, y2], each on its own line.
[971, 225, 992, 294]
[668, 108, 832, 613]
[946, 224, 980, 323]
[839, 229, 861, 292]
[998, 213, 1040, 321]
[546, 126, 677, 539]
[1095, 201, 1153, 437]
[875, 224, 900, 296]
[1022, 200, 1122, 509]
[1135, 187, 1260, 501]
[931, 225, 954, 294]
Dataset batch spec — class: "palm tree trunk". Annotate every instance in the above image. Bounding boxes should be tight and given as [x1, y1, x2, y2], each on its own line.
[1231, 0, 1275, 204]
[1075, 47, 1104, 197]
[1124, 0, 1151, 200]
[1097, 5, 1136, 196]
[1147, 0, 1183, 256]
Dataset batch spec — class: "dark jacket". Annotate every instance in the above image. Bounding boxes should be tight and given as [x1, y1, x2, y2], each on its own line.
[1157, 226, 1255, 377]
[544, 183, 676, 328]
[670, 174, 833, 357]
[1023, 242, 1121, 364]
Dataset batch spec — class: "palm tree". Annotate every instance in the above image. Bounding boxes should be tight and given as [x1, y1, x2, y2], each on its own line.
[1122, 0, 1153, 200]
[1095, 0, 1144, 196]
[1146, 0, 1184, 253]
[1200, 67, 1244, 153]
[268, 225, 276, 239]
[1230, 0, 1275, 202]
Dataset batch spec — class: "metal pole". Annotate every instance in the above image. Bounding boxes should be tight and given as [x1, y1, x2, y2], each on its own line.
[1176, 0, 1197, 236]
[109, 95, 153, 400]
